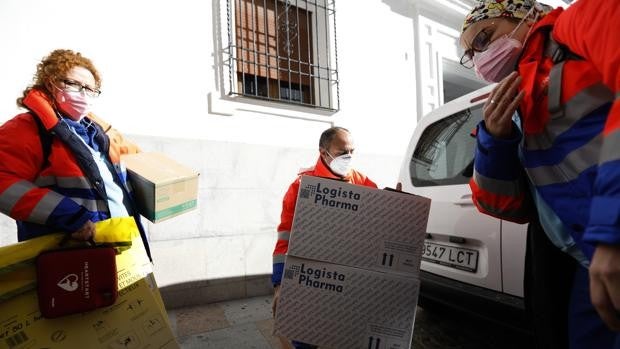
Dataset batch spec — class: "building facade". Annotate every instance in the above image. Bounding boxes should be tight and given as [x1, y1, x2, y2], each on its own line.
[0, 0, 568, 307]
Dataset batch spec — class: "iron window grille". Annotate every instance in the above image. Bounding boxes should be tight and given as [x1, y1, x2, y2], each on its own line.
[225, 0, 339, 111]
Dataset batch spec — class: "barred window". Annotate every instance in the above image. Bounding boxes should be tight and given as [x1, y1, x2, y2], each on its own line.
[226, 0, 339, 111]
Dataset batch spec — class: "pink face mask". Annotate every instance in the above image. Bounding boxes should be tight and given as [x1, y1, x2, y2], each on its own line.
[54, 88, 92, 121]
[473, 7, 538, 83]
[473, 37, 523, 83]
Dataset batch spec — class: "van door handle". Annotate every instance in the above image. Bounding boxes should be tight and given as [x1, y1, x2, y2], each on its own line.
[454, 194, 474, 206]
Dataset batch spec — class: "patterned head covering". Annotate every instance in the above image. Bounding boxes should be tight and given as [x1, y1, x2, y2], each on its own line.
[461, 0, 554, 33]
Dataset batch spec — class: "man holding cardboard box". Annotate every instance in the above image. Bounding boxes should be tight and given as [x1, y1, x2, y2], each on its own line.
[272, 126, 377, 348]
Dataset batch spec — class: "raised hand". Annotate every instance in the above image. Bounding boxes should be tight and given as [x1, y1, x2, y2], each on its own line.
[483, 72, 525, 139]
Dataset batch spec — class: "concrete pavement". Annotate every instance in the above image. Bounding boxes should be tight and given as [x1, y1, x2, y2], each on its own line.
[167, 295, 289, 349]
[165, 295, 533, 349]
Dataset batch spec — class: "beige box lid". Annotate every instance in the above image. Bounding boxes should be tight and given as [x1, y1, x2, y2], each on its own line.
[122, 152, 199, 185]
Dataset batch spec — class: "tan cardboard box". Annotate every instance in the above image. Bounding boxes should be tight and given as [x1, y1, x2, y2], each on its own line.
[122, 152, 199, 223]
[275, 176, 431, 349]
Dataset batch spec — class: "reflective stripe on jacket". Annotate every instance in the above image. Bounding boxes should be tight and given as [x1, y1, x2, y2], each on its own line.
[272, 156, 377, 285]
[470, 3, 620, 263]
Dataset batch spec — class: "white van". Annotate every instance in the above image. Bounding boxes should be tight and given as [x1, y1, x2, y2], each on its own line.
[399, 85, 575, 345]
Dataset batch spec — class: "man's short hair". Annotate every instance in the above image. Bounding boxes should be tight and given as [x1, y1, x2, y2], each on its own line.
[319, 126, 350, 149]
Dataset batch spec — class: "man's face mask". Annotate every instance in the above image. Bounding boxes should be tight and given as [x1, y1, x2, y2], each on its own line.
[326, 151, 353, 177]
[473, 6, 538, 83]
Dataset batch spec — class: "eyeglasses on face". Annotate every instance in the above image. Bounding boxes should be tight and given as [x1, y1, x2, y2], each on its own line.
[459, 28, 494, 69]
[59, 79, 101, 97]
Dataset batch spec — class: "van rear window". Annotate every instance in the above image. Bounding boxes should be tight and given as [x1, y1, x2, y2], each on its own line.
[410, 106, 482, 187]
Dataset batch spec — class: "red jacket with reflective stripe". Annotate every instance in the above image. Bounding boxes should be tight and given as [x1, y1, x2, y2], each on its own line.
[271, 156, 377, 285]
[0, 89, 144, 244]
[548, 0, 620, 248]
[470, 0, 620, 260]
[554, 0, 620, 137]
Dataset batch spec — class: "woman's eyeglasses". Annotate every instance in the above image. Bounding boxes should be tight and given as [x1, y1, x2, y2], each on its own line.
[460, 28, 493, 69]
[60, 79, 101, 97]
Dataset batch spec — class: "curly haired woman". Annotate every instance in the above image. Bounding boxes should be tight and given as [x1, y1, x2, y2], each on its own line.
[0, 49, 150, 258]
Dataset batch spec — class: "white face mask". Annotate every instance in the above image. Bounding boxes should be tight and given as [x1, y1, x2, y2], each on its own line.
[326, 151, 353, 177]
[54, 87, 92, 121]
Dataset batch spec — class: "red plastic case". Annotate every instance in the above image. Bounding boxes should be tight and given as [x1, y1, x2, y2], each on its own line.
[36, 246, 118, 318]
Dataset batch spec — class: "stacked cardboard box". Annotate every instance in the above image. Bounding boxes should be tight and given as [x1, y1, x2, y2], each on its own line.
[274, 176, 431, 349]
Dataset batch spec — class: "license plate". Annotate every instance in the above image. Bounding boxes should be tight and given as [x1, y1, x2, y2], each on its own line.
[421, 241, 479, 272]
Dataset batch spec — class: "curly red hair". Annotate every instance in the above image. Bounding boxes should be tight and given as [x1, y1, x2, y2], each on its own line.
[17, 49, 101, 107]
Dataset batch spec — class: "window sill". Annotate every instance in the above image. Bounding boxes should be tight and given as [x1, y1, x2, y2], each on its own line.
[208, 92, 337, 122]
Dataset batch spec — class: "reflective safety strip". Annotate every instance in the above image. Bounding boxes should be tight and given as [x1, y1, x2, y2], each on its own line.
[34, 176, 91, 189]
[600, 129, 620, 164]
[33, 176, 55, 187]
[527, 135, 602, 186]
[475, 199, 530, 222]
[0, 181, 36, 214]
[273, 254, 286, 264]
[526, 83, 613, 150]
[473, 170, 525, 197]
[27, 190, 64, 224]
[70, 197, 107, 212]
[278, 231, 290, 241]
[548, 61, 565, 119]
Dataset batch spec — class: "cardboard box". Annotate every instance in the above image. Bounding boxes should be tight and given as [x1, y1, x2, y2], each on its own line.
[0, 274, 177, 349]
[277, 256, 420, 349]
[288, 177, 430, 275]
[122, 152, 199, 223]
[0, 218, 179, 349]
[274, 176, 431, 349]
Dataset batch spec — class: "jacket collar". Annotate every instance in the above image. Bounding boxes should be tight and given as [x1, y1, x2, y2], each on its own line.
[519, 8, 563, 64]
[517, 8, 563, 133]
[22, 89, 61, 131]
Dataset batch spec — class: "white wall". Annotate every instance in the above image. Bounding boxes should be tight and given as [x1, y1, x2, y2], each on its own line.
[0, 0, 418, 303]
[0, 0, 418, 156]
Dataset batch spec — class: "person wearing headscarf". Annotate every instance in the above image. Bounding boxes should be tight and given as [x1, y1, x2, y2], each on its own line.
[459, 0, 620, 347]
